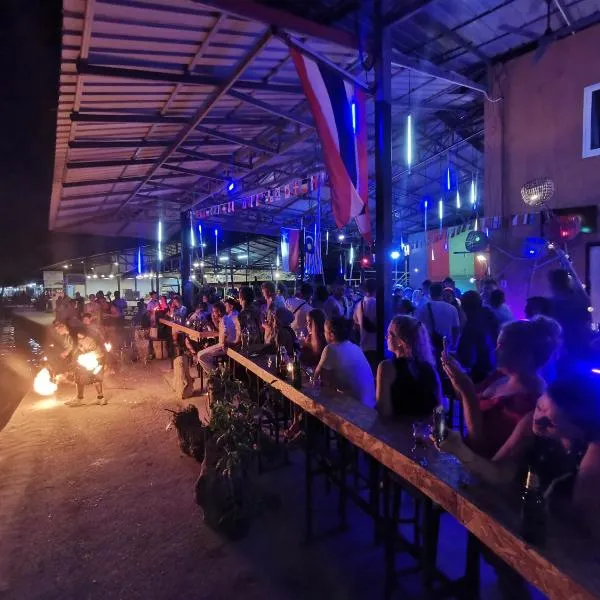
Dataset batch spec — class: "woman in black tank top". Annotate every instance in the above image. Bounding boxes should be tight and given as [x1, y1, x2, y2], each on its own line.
[377, 315, 442, 418]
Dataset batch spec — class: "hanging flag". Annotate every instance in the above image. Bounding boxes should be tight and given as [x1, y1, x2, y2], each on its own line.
[304, 224, 323, 275]
[280, 228, 301, 273]
[290, 48, 365, 232]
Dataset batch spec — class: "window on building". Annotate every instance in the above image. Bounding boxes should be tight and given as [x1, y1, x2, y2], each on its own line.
[583, 83, 600, 158]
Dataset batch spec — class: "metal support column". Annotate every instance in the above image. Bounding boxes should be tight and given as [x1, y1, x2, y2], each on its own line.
[299, 217, 305, 285]
[374, 0, 394, 362]
[181, 211, 193, 309]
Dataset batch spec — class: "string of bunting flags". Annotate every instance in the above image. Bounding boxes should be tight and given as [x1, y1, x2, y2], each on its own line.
[194, 173, 323, 220]
[410, 212, 539, 249]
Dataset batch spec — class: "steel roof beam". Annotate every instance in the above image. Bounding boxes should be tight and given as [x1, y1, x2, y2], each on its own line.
[161, 164, 229, 181]
[76, 61, 303, 95]
[193, 0, 359, 50]
[175, 148, 252, 170]
[384, 0, 436, 27]
[63, 173, 192, 189]
[227, 89, 314, 128]
[391, 49, 488, 95]
[194, 124, 277, 154]
[70, 112, 281, 127]
[68, 139, 235, 150]
[114, 30, 273, 216]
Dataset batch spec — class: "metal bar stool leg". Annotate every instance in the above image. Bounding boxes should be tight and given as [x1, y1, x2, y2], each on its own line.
[304, 415, 314, 543]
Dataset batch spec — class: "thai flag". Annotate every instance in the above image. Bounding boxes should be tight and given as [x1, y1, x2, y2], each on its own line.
[291, 48, 371, 244]
[281, 228, 300, 273]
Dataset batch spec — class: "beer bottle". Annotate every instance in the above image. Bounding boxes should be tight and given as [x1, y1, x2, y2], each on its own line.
[292, 351, 302, 390]
[520, 466, 546, 546]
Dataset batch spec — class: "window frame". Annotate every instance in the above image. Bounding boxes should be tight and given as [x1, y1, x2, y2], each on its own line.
[582, 82, 600, 158]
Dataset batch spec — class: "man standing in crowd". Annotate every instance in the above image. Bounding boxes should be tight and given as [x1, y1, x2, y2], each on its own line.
[547, 268, 592, 357]
[261, 281, 285, 344]
[413, 279, 431, 311]
[286, 283, 313, 335]
[416, 282, 460, 352]
[112, 290, 127, 318]
[324, 279, 349, 320]
[353, 278, 377, 373]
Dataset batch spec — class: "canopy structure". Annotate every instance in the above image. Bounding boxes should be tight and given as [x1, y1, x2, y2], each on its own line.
[51, 0, 600, 242]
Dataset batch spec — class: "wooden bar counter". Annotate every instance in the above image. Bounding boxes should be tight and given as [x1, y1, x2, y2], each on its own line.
[159, 318, 218, 341]
[227, 348, 600, 600]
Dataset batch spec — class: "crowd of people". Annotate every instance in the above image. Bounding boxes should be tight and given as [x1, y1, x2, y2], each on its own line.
[46, 268, 600, 544]
[165, 268, 600, 548]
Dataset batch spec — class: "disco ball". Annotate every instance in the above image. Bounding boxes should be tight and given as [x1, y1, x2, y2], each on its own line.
[520, 178, 555, 207]
[465, 230, 489, 253]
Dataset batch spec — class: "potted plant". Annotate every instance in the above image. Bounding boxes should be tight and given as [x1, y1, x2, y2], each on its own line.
[195, 366, 259, 539]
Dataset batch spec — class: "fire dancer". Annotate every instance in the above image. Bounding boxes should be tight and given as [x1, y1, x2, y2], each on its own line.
[64, 327, 106, 407]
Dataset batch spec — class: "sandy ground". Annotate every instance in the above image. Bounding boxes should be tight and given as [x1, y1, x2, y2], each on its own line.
[0, 347, 540, 599]
[0, 362, 398, 600]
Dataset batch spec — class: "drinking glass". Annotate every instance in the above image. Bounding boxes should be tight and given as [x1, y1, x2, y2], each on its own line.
[411, 421, 431, 466]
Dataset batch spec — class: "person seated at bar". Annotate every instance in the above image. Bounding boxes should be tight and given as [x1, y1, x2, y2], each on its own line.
[238, 286, 262, 344]
[224, 296, 241, 346]
[436, 372, 600, 537]
[196, 301, 238, 363]
[263, 307, 298, 356]
[376, 315, 441, 418]
[442, 316, 562, 458]
[186, 303, 206, 329]
[299, 308, 327, 367]
[457, 291, 498, 384]
[314, 317, 375, 408]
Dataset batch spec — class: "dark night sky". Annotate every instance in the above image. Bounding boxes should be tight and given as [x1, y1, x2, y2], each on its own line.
[0, 1, 142, 284]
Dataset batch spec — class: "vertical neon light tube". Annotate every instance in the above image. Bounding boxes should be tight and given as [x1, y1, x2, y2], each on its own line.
[406, 114, 413, 171]
[456, 189, 461, 209]
[351, 100, 357, 134]
[198, 224, 204, 260]
[214, 229, 218, 261]
[447, 166, 451, 191]
[438, 199, 444, 225]
[157, 221, 163, 262]
[326, 230, 329, 255]
[137, 247, 142, 274]
[190, 217, 195, 247]
[470, 177, 477, 206]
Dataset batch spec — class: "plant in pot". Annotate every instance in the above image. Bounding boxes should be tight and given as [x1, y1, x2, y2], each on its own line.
[195, 366, 259, 539]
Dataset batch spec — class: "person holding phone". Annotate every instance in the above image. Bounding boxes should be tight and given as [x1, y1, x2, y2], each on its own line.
[441, 316, 562, 458]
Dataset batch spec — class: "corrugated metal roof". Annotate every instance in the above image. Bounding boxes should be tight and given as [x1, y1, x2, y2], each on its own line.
[50, 0, 600, 239]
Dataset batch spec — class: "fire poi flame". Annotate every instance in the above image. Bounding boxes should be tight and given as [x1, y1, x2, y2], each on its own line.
[33, 368, 58, 396]
[77, 351, 102, 375]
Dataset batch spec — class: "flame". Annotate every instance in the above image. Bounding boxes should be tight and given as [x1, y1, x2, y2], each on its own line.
[104, 342, 112, 352]
[33, 368, 58, 396]
[77, 351, 102, 374]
